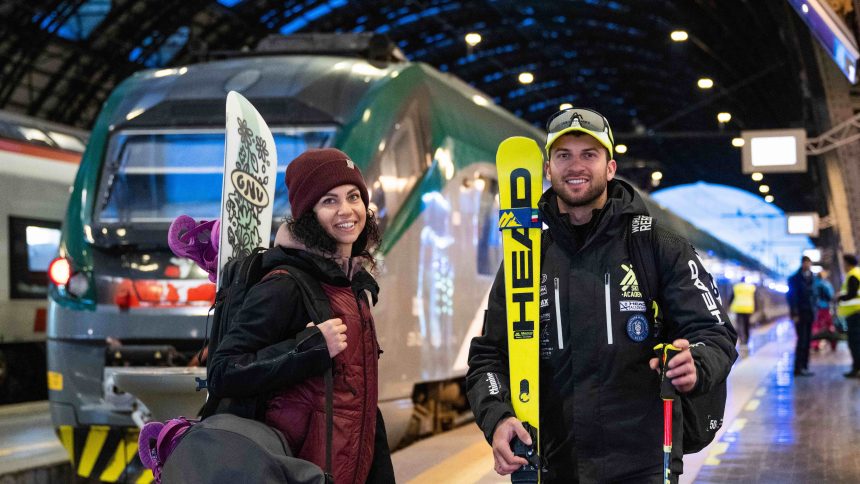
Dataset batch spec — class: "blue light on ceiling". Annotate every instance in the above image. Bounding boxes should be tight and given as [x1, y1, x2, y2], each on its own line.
[279, 0, 348, 35]
[521, 18, 535, 27]
[217, 0, 242, 7]
[38, 0, 111, 41]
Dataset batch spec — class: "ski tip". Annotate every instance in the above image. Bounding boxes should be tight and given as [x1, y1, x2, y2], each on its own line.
[496, 136, 544, 164]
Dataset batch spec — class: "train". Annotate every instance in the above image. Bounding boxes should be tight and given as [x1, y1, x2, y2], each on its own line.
[46, 34, 782, 482]
[0, 110, 86, 403]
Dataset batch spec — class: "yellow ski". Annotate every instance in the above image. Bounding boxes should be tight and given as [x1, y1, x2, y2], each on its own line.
[496, 136, 544, 482]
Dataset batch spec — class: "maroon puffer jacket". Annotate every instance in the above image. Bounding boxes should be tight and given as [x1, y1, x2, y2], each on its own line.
[264, 281, 379, 484]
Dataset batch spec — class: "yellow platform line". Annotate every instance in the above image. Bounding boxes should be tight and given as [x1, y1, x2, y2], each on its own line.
[744, 399, 760, 412]
[703, 442, 730, 466]
[407, 440, 496, 484]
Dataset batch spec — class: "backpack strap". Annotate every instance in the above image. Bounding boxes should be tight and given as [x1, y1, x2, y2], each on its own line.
[626, 215, 665, 338]
[264, 265, 335, 477]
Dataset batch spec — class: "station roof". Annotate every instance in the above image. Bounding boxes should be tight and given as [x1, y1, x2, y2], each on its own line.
[0, 0, 834, 213]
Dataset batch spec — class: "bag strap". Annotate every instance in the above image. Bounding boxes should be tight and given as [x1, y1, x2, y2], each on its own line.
[266, 265, 335, 476]
[626, 215, 665, 338]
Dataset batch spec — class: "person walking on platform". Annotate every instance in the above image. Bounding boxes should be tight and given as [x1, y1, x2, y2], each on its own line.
[788, 256, 816, 376]
[466, 107, 738, 483]
[207, 148, 395, 483]
[811, 269, 837, 352]
[838, 254, 860, 378]
[730, 277, 756, 345]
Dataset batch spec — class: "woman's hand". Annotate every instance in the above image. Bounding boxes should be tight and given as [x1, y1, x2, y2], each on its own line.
[308, 318, 347, 357]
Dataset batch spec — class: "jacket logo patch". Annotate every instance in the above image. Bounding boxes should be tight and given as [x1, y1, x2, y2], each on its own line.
[620, 264, 642, 298]
[620, 300, 646, 312]
[688, 260, 725, 325]
[631, 215, 652, 233]
[626, 314, 649, 342]
[486, 372, 500, 395]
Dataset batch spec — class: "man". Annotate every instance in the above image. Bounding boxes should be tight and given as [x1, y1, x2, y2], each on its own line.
[787, 256, 816, 376]
[466, 107, 737, 483]
[837, 254, 860, 378]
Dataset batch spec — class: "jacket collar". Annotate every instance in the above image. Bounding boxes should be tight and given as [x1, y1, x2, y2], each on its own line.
[538, 178, 649, 256]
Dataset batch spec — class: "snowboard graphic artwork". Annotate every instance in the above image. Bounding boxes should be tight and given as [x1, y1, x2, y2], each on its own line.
[216, 91, 278, 285]
[496, 136, 544, 483]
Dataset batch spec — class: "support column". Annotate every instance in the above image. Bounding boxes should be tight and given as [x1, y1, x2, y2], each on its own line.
[814, 44, 860, 254]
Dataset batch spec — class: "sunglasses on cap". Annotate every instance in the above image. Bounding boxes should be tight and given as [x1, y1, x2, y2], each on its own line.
[545, 107, 614, 157]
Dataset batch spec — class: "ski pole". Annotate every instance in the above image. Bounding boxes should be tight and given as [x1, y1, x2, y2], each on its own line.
[653, 343, 681, 484]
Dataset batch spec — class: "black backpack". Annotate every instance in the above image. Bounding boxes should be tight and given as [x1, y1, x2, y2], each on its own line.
[626, 215, 728, 454]
[197, 247, 336, 476]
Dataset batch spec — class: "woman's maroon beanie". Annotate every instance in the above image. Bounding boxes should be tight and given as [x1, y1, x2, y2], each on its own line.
[285, 148, 370, 219]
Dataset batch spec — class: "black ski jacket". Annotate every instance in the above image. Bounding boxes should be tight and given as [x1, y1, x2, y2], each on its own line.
[466, 179, 738, 483]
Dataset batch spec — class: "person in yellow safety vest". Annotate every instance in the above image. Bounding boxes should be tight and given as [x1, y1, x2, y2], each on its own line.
[838, 254, 860, 378]
[730, 278, 756, 344]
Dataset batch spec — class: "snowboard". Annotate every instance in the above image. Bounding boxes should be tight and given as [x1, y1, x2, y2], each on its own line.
[496, 136, 544, 482]
[216, 91, 278, 286]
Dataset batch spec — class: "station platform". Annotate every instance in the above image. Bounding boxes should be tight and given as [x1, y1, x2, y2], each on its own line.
[393, 318, 860, 483]
[1, 318, 858, 482]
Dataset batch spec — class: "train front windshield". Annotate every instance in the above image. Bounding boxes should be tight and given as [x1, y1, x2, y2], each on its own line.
[94, 128, 335, 240]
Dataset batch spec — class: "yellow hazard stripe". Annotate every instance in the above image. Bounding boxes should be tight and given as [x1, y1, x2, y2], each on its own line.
[78, 425, 110, 477]
[58, 425, 75, 467]
[136, 470, 155, 483]
[99, 430, 140, 482]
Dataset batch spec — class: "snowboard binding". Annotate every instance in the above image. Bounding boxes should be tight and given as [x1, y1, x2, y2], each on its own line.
[168, 215, 220, 282]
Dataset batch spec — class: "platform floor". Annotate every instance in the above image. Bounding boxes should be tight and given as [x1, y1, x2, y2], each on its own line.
[1, 318, 858, 482]
[392, 318, 860, 483]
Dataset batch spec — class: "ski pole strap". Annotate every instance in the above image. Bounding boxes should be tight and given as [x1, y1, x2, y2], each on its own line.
[653, 343, 681, 400]
[498, 208, 542, 230]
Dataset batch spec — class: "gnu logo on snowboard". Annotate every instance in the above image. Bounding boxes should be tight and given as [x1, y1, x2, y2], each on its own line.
[231, 170, 269, 207]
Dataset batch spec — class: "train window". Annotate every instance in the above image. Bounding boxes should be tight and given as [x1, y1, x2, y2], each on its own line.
[95, 128, 334, 229]
[365, 112, 424, 231]
[476, 177, 502, 275]
[8, 217, 62, 299]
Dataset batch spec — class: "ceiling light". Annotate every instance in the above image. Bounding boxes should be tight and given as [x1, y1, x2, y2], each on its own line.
[559, 103, 573, 110]
[759, 184, 770, 194]
[717, 112, 732, 123]
[731, 137, 745, 147]
[615, 144, 628, 154]
[697, 78, 714, 89]
[670, 30, 689, 42]
[465, 33, 482, 46]
[518, 72, 534, 84]
[764, 195, 774, 203]
[651, 171, 663, 181]
[751, 172, 763, 182]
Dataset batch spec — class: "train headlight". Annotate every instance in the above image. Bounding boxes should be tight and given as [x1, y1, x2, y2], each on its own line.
[68, 272, 90, 297]
[48, 257, 72, 286]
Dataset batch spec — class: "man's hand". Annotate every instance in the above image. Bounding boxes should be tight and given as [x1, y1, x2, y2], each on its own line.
[491, 416, 531, 475]
[649, 339, 698, 393]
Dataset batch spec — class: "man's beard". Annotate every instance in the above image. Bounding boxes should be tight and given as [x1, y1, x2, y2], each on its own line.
[552, 176, 608, 208]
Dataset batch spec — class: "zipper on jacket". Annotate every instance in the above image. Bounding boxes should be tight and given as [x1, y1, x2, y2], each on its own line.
[604, 272, 613, 345]
[554, 277, 564, 349]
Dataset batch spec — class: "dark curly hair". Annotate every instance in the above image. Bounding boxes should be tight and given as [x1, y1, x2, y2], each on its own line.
[286, 209, 381, 272]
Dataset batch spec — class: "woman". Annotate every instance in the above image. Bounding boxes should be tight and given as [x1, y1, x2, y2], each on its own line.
[207, 148, 394, 483]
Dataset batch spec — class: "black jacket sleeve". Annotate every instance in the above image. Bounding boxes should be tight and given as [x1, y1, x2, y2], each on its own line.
[207, 274, 331, 399]
[654, 229, 738, 395]
[466, 266, 516, 443]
